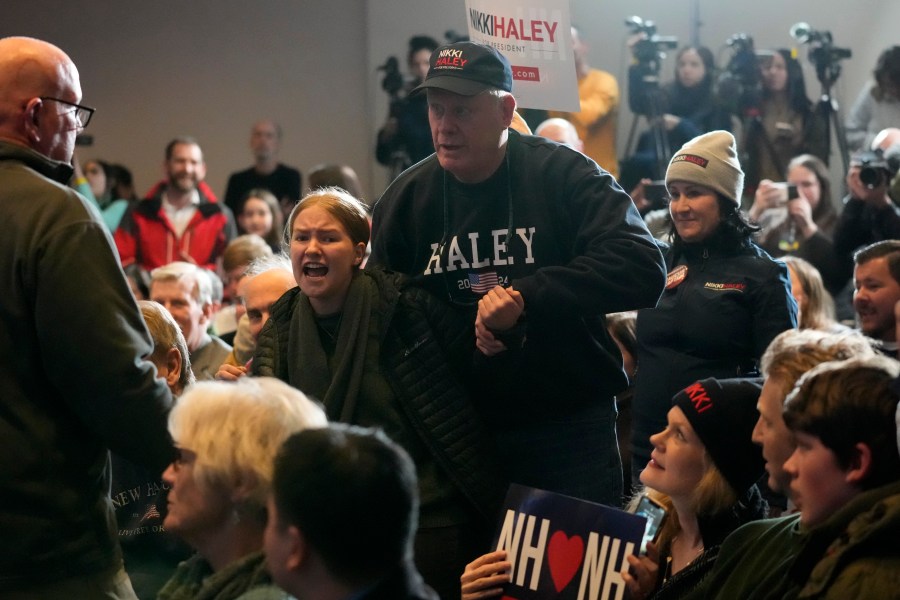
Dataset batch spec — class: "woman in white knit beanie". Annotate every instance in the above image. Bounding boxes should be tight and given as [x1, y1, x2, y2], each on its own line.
[630, 130, 799, 504]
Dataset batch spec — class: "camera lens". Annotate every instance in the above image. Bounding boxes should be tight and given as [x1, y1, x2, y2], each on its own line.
[860, 166, 884, 189]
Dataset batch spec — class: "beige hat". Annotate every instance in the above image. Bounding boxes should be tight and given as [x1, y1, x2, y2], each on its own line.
[666, 130, 744, 206]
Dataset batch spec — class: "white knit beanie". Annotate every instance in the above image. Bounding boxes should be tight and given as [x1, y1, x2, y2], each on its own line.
[665, 130, 744, 206]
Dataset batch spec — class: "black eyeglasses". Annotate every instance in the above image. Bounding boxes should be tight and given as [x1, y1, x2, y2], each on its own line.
[40, 97, 96, 129]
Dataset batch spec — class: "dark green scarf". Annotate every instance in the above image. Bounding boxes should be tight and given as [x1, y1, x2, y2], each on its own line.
[156, 551, 287, 600]
[288, 272, 379, 422]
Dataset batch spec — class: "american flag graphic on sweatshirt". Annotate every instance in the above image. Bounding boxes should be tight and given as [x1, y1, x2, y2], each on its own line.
[468, 271, 499, 294]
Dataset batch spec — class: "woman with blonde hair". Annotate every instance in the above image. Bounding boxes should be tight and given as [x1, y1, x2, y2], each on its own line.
[253, 187, 504, 600]
[622, 379, 767, 599]
[157, 377, 326, 600]
[781, 255, 847, 332]
[461, 378, 768, 600]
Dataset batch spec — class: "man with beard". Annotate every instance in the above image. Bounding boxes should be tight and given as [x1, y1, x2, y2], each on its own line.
[853, 240, 900, 355]
[115, 137, 236, 271]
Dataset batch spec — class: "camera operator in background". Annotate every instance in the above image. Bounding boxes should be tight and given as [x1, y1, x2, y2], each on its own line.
[376, 35, 439, 179]
[846, 45, 900, 153]
[834, 130, 900, 260]
[741, 48, 828, 196]
[621, 20, 732, 193]
[717, 34, 761, 120]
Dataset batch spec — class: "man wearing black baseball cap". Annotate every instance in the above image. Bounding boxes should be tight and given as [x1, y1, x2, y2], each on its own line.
[402, 41, 516, 184]
[412, 42, 513, 96]
[368, 37, 666, 577]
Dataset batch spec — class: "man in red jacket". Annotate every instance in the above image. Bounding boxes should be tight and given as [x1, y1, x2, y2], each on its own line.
[115, 137, 236, 271]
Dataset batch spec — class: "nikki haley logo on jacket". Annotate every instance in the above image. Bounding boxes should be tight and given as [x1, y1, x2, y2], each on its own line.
[703, 281, 746, 292]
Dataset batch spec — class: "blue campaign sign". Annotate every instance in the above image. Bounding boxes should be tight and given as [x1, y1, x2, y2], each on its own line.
[491, 484, 646, 600]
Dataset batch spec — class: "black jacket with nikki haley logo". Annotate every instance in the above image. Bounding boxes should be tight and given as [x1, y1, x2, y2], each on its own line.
[631, 232, 798, 465]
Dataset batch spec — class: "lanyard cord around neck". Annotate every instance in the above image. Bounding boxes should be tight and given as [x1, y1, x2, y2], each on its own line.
[438, 149, 515, 261]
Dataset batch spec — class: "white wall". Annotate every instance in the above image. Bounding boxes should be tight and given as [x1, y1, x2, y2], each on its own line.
[4, 0, 896, 202]
[3, 0, 370, 202]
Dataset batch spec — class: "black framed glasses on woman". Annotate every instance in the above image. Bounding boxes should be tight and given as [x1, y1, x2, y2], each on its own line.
[39, 96, 95, 129]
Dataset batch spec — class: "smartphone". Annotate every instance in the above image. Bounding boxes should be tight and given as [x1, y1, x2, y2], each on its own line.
[772, 182, 799, 205]
[634, 494, 667, 554]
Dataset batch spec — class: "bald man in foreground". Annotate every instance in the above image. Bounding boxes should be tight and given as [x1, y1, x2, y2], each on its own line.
[0, 37, 174, 599]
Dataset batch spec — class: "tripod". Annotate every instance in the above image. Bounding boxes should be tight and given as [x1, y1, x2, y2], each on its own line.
[625, 64, 673, 182]
[811, 46, 851, 175]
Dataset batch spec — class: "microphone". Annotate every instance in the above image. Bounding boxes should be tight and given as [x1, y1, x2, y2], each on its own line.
[790, 22, 829, 44]
[789, 22, 811, 42]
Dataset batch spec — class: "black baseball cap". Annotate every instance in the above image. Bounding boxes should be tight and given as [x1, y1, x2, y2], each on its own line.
[412, 41, 513, 96]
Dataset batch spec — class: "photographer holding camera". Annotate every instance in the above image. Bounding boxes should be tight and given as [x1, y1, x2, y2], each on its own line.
[834, 129, 900, 259]
[749, 154, 850, 295]
[376, 35, 439, 179]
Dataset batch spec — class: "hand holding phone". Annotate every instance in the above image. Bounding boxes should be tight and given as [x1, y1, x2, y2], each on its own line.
[623, 498, 666, 599]
[770, 182, 799, 205]
[751, 180, 791, 220]
[634, 494, 667, 555]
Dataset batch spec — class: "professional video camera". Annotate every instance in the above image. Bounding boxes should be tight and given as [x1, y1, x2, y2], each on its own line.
[789, 22, 853, 172]
[625, 16, 677, 67]
[789, 22, 851, 89]
[623, 16, 679, 178]
[717, 33, 763, 117]
[377, 56, 405, 100]
[854, 149, 900, 190]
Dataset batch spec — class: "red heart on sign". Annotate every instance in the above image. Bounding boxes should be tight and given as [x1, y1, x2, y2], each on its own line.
[547, 530, 585, 593]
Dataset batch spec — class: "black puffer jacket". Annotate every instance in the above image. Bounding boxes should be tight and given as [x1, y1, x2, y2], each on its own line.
[253, 268, 506, 521]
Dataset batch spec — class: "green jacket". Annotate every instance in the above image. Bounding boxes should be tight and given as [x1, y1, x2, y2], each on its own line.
[681, 513, 802, 600]
[685, 481, 900, 599]
[790, 481, 900, 599]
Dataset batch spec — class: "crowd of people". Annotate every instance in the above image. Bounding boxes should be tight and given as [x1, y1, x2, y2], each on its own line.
[3, 28, 900, 600]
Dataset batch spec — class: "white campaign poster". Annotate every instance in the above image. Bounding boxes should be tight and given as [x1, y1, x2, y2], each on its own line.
[464, 0, 580, 112]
